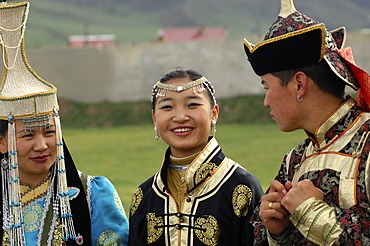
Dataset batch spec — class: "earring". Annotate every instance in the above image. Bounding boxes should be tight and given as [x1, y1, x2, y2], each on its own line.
[154, 126, 159, 142]
[297, 95, 303, 102]
[1, 155, 8, 169]
[211, 120, 217, 137]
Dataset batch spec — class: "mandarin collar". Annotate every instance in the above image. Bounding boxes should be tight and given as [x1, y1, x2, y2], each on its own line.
[306, 97, 358, 149]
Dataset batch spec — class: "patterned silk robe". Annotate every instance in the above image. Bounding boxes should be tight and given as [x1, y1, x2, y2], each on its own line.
[129, 137, 263, 245]
[252, 97, 370, 245]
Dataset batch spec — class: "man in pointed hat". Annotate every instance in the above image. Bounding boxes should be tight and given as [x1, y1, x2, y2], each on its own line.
[243, 0, 370, 245]
[0, 1, 129, 245]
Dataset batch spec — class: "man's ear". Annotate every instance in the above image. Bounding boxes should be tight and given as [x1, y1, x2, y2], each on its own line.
[0, 136, 7, 154]
[294, 71, 309, 97]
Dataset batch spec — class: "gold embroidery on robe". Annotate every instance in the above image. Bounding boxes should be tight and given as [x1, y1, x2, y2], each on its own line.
[130, 187, 143, 216]
[97, 230, 123, 245]
[194, 215, 220, 246]
[114, 189, 125, 215]
[20, 176, 51, 206]
[2, 231, 10, 245]
[232, 184, 252, 217]
[146, 213, 164, 244]
[195, 162, 217, 184]
[23, 203, 43, 232]
[52, 219, 65, 245]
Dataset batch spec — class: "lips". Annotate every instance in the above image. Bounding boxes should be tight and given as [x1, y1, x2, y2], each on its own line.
[31, 155, 49, 162]
[171, 127, 194, 136]
[172, 127, 192, 133]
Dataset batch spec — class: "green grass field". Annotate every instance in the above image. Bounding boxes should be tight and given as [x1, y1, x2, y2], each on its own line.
[62, 123, 305, 215]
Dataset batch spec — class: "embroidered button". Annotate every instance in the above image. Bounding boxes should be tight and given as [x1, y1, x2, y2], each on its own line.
[186, 197, 191, 202]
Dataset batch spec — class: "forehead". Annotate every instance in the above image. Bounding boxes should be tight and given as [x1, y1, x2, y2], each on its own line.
[158, 78, 208, 100]
[166, 77, 192, 86]
[261, 73, 280, 84]
[15, 116, 55, 130]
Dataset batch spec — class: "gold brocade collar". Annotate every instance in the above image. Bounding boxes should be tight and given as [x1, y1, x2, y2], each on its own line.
[308, 97, 356, 149]
[173, 137, 222, 191]
[169, 152, 199, 170]
[20, 173, 51, 205]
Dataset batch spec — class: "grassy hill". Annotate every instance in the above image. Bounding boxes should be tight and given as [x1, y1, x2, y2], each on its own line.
[24, 0, 370, 48]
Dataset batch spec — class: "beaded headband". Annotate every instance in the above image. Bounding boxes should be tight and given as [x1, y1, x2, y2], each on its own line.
[151, 76, 217, 105]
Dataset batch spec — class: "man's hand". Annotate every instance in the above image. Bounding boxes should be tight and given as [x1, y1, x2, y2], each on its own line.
[281, 179, 324, 214]
[259, 180, 291, 235]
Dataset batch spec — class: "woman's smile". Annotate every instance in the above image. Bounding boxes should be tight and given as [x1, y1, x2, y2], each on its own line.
[171, 127, 194, 136]
[30, 154, 50, 162]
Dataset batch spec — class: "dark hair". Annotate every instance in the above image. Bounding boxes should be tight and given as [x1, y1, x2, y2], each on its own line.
[151, 68, 216, 110]
[271, 61, 346, 99]
[0, 120, 7, 137]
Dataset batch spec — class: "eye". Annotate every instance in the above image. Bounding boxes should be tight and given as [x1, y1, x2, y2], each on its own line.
[188, 102, 202, 108]
[44, 130, 56, 135]
[44, 126, 56, 136]
[20, 133, 33, 138]
[159, 105, 173, 110]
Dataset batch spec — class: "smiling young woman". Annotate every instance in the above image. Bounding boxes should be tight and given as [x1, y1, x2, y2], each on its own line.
[128, 68, 263, 246]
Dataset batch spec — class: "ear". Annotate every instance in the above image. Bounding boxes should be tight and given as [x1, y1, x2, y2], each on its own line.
[0, 136, 8, 154]
[212, 104, 220, 122]
[151, 110, 156, 125]
[294, 71, 309, 97]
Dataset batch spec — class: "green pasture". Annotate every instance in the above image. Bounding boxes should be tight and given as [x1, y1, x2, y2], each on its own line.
[62, 123, 305, 216]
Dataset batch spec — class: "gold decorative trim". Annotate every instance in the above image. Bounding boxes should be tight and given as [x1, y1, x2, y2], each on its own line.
[315, 98, 355, 147]
[20, 175, 51, 205]
[232, 184, 252, 217]
[194, 215, 220, 246]
[146, 213, 164, 244]
[130, 187, 143, 216]
[244, 23, 326, 60]
[194, 161, 217, 185]
[154, 76, 207, 93]
[97, 230, 123, 245]
[290, 197, 342, 245]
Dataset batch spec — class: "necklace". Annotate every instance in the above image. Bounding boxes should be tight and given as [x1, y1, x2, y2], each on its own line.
[168, 151, 199, 171]
[168, 163, 189, 171]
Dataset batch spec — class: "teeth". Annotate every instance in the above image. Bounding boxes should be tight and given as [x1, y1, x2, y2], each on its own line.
[173, 128, 191, 133]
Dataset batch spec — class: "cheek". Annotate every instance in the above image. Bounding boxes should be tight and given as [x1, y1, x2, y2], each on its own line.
[153, 118, 167, 134]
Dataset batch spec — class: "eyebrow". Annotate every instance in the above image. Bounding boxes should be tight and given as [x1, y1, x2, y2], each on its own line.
[16, 124, 56, 134]
[157, 97, 173, 104]
[187, 95, 202, 100]
[157, 94, 203, 104]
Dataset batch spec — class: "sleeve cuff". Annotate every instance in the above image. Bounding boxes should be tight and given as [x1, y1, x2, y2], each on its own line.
[289, 197, 342, 245]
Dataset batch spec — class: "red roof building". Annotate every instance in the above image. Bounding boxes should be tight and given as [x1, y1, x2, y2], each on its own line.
[156, 26, 227, 42]
[68, 34, 116, 48]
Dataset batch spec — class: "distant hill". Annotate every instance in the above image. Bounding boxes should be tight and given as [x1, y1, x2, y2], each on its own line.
[23, 0, 370, 48]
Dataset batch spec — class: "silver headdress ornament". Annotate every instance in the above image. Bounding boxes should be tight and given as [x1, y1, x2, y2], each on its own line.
[151, 76, 217, 105]
[0, 1, 78, 245]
